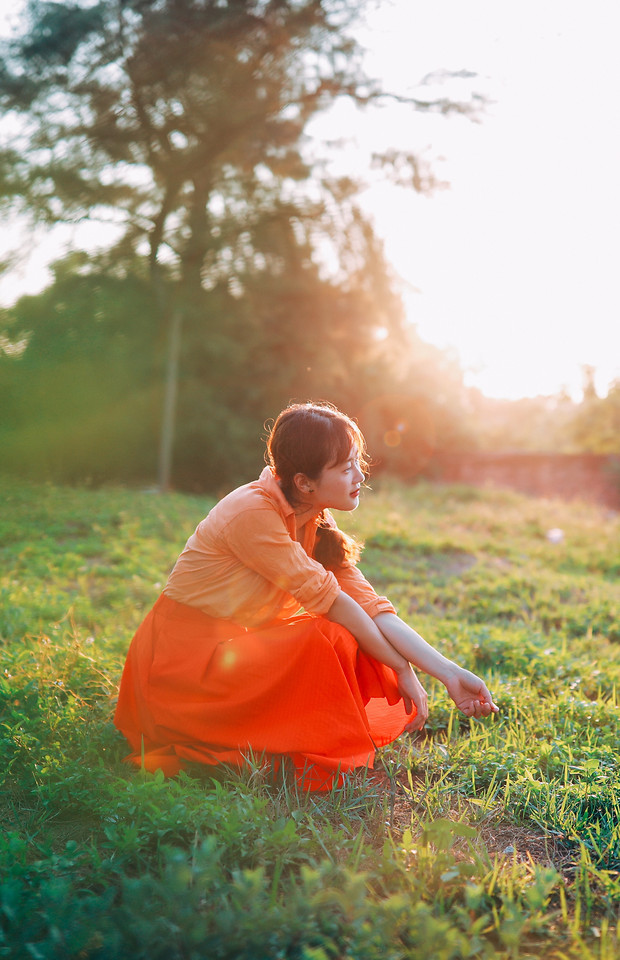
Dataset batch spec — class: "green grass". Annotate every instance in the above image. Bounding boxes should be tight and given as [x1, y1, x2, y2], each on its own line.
[1, 475, 620, 958]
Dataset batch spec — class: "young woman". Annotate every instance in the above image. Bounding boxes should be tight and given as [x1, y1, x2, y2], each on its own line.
[114, 402, 497, 789]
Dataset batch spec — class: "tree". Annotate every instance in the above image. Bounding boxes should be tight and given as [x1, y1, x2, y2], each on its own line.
[570, 369, 620, 454]
[0, 213, 473, 488]
[0, 252, 161, 483]
[0, 0, 480, 488]
[462, 390, 577, 453]
[1, 0, 366, 483]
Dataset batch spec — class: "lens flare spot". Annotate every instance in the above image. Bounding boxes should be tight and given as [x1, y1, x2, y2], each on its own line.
[384, 430, 401, 447]
[221, 646, 238, 670]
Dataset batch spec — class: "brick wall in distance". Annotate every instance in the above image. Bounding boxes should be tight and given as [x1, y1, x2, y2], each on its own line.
[431, 453, 620, 510]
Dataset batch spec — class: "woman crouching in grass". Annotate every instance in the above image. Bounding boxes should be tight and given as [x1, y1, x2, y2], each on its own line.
[114, 402, 497, 790]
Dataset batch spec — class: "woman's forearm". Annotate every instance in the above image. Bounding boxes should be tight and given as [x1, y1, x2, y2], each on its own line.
[326, 593, 409, 675]
[373, 612, 458, 683]
[375, 613, 498, 718]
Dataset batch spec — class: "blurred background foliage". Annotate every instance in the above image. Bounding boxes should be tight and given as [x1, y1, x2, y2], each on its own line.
[0, 0, 618, 491]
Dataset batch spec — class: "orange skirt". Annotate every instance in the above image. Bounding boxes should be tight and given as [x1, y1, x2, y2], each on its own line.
[114, 594, 415, 790]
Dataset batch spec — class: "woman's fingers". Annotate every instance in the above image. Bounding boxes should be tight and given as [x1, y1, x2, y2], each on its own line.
[405, 713, 426, 733]
[463, 697, 499, 718]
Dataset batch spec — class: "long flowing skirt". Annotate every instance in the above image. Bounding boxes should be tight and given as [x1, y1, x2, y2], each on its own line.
[114, 594, 415, 790]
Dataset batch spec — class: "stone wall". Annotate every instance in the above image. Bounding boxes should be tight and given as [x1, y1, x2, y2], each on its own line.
[431, 453, 620, 510]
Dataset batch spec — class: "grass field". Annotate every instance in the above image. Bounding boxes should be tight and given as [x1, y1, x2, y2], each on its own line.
[1, 476, 619, 958]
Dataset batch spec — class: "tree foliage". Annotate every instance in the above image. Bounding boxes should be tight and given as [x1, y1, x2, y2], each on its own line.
[0, 0, 479, 488]
[0, 0, 377, 291]
[461, 369, 620, 458]
[462, 390, 577, 454]
[570, 368, 620, 455]
[1, 236, 474, 489]
[0, 254, 162, 483]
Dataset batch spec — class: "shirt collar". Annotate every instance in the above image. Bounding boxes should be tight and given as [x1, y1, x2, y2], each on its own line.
[258, 466, 321, 528]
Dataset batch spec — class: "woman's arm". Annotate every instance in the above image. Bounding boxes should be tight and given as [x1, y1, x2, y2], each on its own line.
[327, 593, 406, 672]
[326, 592, 428, 727]
[373, 612, 498, 719]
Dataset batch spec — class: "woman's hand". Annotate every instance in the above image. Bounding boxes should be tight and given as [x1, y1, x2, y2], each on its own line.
[444, 666, 498, 719]
[396, 664, 429, 732]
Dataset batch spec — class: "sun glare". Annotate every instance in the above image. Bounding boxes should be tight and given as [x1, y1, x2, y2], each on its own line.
[1, 0, 619, 401]
[311, 0, 620, 402]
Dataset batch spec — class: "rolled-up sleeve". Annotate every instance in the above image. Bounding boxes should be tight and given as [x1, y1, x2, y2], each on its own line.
[334, 564, 396, 618]
[222, 508, 341, 616]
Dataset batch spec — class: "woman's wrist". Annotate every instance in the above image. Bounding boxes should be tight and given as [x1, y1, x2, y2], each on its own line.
[431, 658, 461, 686]
[393, 658, 413, 677]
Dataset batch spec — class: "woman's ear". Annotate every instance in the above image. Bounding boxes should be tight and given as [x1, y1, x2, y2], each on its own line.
[293, 472, 315, 495]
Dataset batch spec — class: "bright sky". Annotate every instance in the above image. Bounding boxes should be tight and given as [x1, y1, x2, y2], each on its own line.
[1, 0, 619, 400]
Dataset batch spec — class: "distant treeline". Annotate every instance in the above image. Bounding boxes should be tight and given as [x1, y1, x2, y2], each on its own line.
[0, 252, 469, 490]
[1, 256, 618, 492]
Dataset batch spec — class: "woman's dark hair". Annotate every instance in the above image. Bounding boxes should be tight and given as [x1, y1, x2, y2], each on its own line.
[266, 402, 367, 570]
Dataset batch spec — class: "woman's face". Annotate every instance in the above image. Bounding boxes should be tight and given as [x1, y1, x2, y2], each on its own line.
[302, 448, 365, 513]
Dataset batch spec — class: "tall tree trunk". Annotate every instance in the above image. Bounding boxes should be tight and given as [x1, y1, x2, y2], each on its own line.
[157, 305, 183, 491]
[157, 178, 211, 489]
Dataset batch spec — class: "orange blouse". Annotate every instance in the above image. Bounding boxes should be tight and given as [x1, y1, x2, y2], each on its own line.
[163, 466, 395, 628]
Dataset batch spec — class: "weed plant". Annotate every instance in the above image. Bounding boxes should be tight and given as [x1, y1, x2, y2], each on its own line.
[1, 476, 619, 958]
